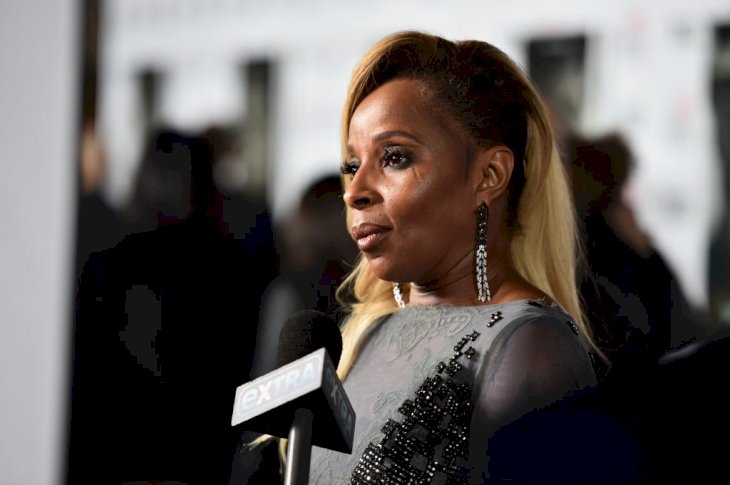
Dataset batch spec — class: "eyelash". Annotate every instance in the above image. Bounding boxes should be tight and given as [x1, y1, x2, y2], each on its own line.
[340, 146, 413, 178]
[382, 146, 412, 168]
[340, 160, 359, 177]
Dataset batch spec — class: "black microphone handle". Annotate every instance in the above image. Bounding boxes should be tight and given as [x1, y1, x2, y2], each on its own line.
[284, 407, 314, 485]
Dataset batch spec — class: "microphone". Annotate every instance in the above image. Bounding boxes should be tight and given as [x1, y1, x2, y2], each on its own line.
[231, 310, 355, 485]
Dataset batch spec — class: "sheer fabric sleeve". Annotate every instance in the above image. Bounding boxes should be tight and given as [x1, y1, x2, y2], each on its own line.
[469, 315, 597, 481]
[477, 317, 596, 430]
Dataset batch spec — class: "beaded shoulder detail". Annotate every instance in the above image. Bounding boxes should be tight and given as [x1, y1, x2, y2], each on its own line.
[349, 310, 505, 484]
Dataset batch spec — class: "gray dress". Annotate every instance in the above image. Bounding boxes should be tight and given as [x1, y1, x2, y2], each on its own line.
[309, 299, 597, 484]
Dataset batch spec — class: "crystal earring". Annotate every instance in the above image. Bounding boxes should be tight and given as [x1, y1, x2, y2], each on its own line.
[475, 201, 491, 302]
[393, 282, 406, 309]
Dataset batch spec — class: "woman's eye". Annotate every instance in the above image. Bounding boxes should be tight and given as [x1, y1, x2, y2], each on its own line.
[382, 147, 412, 168]
[340, 161, 359, 177]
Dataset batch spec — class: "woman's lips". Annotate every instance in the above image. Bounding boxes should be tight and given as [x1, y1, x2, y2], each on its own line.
[352, 223, 390, 251]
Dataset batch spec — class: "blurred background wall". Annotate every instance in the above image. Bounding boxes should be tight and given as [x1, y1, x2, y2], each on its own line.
[95, 0, 729, 310]
[3, 0, 730, 483]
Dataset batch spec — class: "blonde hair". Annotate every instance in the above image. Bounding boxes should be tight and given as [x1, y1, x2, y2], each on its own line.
[335, 30, 605, 381]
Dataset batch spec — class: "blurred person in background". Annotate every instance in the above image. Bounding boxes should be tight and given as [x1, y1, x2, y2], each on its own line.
[68, 125, 277, 484]
[74, 120, 126, 282]
[231, 173, 358, 484]
[709, 46, 730, 329]
[484, 134, 727, 485]
[251, 173, 357, 377]
[563, 132, 703, 381]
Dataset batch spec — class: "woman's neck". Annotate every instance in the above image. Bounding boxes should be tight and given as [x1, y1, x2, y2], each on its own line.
[407, 246, 544, 307]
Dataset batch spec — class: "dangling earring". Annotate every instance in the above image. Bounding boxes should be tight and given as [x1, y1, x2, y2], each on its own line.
[475, 201, 491, 302]
[393, 282, 406, 309]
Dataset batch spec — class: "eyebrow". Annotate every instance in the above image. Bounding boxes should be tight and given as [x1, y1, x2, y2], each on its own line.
[347, 130, 423, 154]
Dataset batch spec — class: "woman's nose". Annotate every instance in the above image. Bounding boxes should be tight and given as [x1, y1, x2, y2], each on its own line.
[343, 164, 380, 210]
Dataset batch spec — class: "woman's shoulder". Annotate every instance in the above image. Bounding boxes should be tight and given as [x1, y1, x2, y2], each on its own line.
[487, 298, 593, 373]
[381, 299, 586, 371]
[380, 299, 580, 347]
[474, 299, 598, 406]
[493, 298, 582, 342]
[408, 298, 578, 333]
[390, 297, 570, 321]
[469, 300, 598, 441]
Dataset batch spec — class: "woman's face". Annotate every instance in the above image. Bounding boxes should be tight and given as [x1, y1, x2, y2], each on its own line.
[343, 78, 481, 285]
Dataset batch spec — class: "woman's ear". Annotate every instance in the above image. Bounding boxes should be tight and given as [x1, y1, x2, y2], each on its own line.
[475, 145, 514, 204]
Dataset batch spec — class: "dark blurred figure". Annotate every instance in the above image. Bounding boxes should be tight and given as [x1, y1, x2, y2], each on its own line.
[489, 133, 728, 483]
[564, 132, 702, 380]
[249, 174, 357, 378]
[709, 31, 730, 328]
[67, 126, 277, 484]
[74, 121, 126, 282]
[487, 324, 730, 484]
[229, 174, 357, 485]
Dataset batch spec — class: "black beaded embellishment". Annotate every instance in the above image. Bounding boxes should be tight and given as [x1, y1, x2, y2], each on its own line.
[526, 299, 580, 336]
[350, 314, 505, 484]
[565, 320, 579, 336]
[486, 311, 502, 328]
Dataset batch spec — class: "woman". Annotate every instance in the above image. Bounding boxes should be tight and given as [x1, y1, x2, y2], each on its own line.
[239, 30, 602, 484]
[301, 30, 601, 484]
